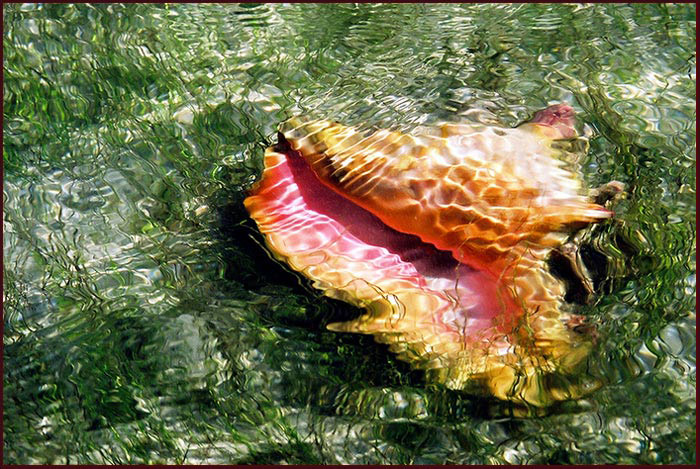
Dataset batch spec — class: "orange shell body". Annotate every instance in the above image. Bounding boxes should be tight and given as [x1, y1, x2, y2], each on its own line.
[281, 115, 610, 278]
[245, 105, 611, 406]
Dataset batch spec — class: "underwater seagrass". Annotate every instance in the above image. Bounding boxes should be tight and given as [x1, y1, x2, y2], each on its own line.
[244, 104, 617, 407]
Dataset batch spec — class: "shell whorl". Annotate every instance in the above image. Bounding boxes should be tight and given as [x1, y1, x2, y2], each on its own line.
[280, 116, 611, 278]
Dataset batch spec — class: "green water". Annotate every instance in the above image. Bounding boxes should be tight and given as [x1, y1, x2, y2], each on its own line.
[3, 3, 695, 464]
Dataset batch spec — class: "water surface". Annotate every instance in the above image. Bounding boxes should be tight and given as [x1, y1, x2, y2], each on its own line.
[3, 3, 696, 464]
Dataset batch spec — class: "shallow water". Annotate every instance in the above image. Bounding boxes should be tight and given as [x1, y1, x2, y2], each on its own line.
[3, 3, 696, 464]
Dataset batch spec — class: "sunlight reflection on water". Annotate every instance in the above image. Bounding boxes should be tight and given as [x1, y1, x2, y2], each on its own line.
[3, 2, 695, 465]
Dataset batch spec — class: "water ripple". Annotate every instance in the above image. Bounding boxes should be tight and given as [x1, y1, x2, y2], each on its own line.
[3, 2, 695, 465]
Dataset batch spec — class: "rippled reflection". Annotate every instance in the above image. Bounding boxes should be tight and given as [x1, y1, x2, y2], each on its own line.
[4, 2, 695, 465]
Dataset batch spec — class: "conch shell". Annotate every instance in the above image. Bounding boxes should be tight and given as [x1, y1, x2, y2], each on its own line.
[244, 104, 612, 407]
